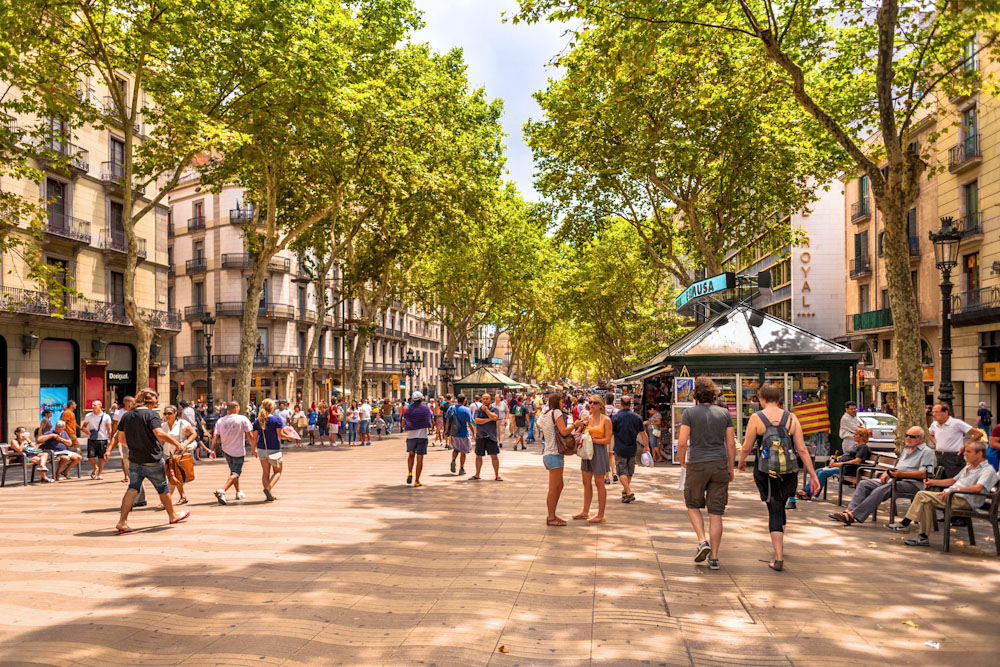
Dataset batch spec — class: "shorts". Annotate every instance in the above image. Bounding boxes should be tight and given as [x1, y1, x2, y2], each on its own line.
[451, 436, 471, 454]
[87, 440, 109, 458]
[580, 444, 610, 476]
[258, 449, 282, 465]
[50, 450, 74, 459]
[684, 459, 731, 515]
[614, 454, 636, 478]
[406, 438, 428, 456]
[435, 416, 444, 428]
[307, 425, 317, 432]
[543, 454, 564, 470]
[128, 461, 170, 495]
[475, 438, 500, 456]
[360, 419, 371, 434]
[224, 453, 244, 476]
[514, 426, 527, 437]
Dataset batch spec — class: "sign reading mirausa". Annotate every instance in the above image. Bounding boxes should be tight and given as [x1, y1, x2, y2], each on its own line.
[675, 272, 736, 311]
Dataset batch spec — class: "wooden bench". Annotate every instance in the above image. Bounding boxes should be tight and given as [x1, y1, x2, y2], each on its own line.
[942, 484, 1000, 556]
[829, 451, 898, 506]
[888, 465, 945, 524]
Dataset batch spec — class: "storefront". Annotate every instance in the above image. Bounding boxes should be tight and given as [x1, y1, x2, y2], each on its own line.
[614, 305, 859, 461]
[40, 338, 80, 418]
[106, 343, 136, 406]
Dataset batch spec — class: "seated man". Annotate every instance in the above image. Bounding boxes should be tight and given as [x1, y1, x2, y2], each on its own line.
[829, 426, 935, 525]
[801, 426, 872, 498]
[885, 440, 999, 546]
[8, 426, 53, 482]
[38, 420, 83, 480]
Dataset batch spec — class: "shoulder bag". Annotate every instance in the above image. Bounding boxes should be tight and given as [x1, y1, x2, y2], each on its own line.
[551, 410, 577, 456]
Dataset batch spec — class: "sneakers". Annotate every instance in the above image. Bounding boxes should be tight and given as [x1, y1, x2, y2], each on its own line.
[459, 467, 466, 475]
[694, 541, 711, 563]
[786, 499, 797, 510]
[214, 489, 227, 505]
[235, 491, 246, 500]
[451, 460, 457, 474]
[413, 481, 422, 488]
[406, 473, 413, 485]
[884, 522, 910, 532]
[708, 558, 720, 570]
[904, 535, 930, 547]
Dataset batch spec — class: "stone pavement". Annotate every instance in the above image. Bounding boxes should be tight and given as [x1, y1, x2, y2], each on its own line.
[1, 433, 999, 666]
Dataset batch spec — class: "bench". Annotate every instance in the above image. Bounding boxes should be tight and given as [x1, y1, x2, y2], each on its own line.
[942, 484, 1000, 556]
[828, 451, 897, 506]
[888, 465, 945, 524]
[0, 443, 51, 486]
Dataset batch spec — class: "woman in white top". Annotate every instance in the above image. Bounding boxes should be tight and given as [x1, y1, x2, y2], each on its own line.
[346, 401, 361, 445]
[162, 405, 197, 505]
[540, 392, 576, 526]
[292, 405, 307, 439]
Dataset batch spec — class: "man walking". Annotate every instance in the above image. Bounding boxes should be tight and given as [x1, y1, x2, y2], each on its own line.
[676, 377, 735, 570]
[447, 394, 475, 475]
[403, 392, 433, 486]
[611, 395, 649, 503]
[61, 400, 83, 455]
[359, 398, 373, 445]
[114, 388, 190, 533]
[525, 395, 537, 444]
[512, 397, 528, 450]
[212, 401, 253, 505]
[472, 393, 502, 481]
[928, 402, 973, 478]
[83, 400, 112, 479]
[493, 393, 508, 446]
[112, 396, 134, 484]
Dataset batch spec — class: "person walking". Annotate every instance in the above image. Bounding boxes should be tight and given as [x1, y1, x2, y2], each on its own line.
[306, 405, 318, 445]
[359, 399, 373, 445]
[403, 391, 433, 487]
[524, 395, 537, 444]
[346, 400, 360, 446]
[83, 400, 112, 480]
[114, 388, 189, 534]
[611, 395, 649, 504]
[316, 402, 329, 446]
[251, 398, 295, 501]
[329, 401, 343, 446]
[111, 396, 133, 483]
[493, 393, 508, 447]
[977, 401, 993, 431]
[61, 400, 83, 456]
[573, 394, 613, 523]
[540, 392, 576, 526]
[212, 401, 253, 505]
[512, 397, 529, 450]
[928, 402, 973, 478]
[446, 394, 475, 475]
[676, 379, 734, 570]
[430, 399, 443, 446]
[472, 393, 503, 481]
[161, 405, 197, 507]
[738, 383, 820, 571]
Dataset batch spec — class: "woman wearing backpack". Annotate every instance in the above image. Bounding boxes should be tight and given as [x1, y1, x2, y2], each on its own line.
[738, 383, 820, 571]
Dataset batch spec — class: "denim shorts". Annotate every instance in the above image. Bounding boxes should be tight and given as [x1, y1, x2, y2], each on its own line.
[543, 454, 564, 470]
[224, 453, 244, 476]
[128, 461, 170, 495]
[359, 419, 371, 434]
[406, 438, 428, 456]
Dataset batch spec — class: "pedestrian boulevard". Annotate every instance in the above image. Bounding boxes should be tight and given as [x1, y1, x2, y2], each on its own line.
[1, 435, 998, 666]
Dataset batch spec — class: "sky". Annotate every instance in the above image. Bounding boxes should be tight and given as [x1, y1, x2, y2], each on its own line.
[412, 0, 569, 202]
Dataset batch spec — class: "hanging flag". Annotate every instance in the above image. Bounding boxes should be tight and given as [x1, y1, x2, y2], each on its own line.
[791, 401, 831, 435]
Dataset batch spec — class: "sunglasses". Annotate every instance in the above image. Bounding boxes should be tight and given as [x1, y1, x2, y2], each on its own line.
[905, 434, 920, 438]
[164, 411, 175, 415]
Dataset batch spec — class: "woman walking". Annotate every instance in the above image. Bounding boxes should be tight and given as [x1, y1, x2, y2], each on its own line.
[540, 392, 575, 526]
[316, 402, 329, 446]
[645, 405, 665, 463]
[162, 405, 197, 507]
[329, 402, 344, 446]
[738, 383, 820, 571]
[346, 400, 360, 445]
[251, 398, 295, 501]
[573, 394, 613, 524]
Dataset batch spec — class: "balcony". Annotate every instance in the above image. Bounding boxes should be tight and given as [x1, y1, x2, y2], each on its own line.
[100, 161, 145, 196]
[959, 212, 983, 241]
[849, 256, 872, 279]
[99, 228, 147, 260]
[268, 257, 291, 273]
[214, 301, 248, 317]
[850, 200, 871, 223]
[184, 304, 209, 320]
[374, 326, 406, 340]
[35, 138, 90, 177]
[366, 362, 404, 374]
[849, 308, 894, 333]
[948, 133, 981, 173]
[221, 253, 251, 269]
[262, 303, 294, 319]
[229, 207, 255, 225]
[0, 286, 178, 330]
[103, 96, 141, 134]
[168, 221, 174, 237]
[182, 355, 207, 369]
[951, 286, 1000, 327]
[187, 215, 206, 231]
[44, 213, 91, 244]
[298, 308, 317, 322]
[185, 257, 207, 274]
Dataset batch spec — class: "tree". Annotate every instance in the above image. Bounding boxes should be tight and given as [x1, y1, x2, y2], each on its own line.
[516, 0, 1000, 442]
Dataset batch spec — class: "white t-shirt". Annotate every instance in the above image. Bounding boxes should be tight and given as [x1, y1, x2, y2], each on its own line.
[113, 408, 126, 424]
[163, 418, 194, 454]
[215, 413, 252, 457]
[494, 400, 508, 420]
[347, 408, 360, 423]
[359, 403, 372, 420]
[929, 417, 972, 454]
[83, 411, 111, 440]
[540, 408, 566, 456]
[181, 406, 198, 427]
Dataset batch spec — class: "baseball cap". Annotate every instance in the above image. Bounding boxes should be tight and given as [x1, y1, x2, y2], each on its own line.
[411, 391, 423, 401]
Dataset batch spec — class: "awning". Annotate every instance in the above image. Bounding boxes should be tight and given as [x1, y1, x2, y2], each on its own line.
[610, 364, 670, 385]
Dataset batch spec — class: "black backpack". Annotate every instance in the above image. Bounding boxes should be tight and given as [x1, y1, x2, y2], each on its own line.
[446, 406, 463, 436]
[754, 410, 798, 478]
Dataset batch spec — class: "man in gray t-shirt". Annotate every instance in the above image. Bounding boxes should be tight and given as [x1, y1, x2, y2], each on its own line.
[676, 377, 736, 569]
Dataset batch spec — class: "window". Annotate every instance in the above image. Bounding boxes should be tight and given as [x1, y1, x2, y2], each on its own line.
[859, 175, 869, 209]
[193, 200, 204, 221]
[854, 231, 869, 259]
[110, 137, 125, 167]
[963, 36, 978, 71]
[298, 331, 307, 364]
[110, 271, 124, 306]
[963, 107, 977, 141]
[46, 178, 66, 228]
[109, 201, 124, 239]
[906, 209, 917, 238]
[167, 285, 174, 310]
[192, 282, 204, 306]
[298, 285, 307, 317]
[167, 246, 173, 268]
[47, 257, 70, 289]
[911, 270, 918, 296]
[859, 284, 870, 313]
[964, 253, 979, 292]
[193, 330, 204, 358]
[881, 289, 889, 310]
[193, 240, 204, 259]
[921, 339, 934, 365]
[963, 181, 979, 225]
[256, 328, 268, 360]
[882, 338, 892, 360]
[259, 279, 268, 306]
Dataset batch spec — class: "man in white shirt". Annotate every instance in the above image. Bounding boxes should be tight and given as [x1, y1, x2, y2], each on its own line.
[212, 401, 253, 505]
[493, 394, 508, 444]
[82, 401, 112, 479]
[276, 401, 292, 426]
[839, 401, 863, 451]
[359, 399, 372, 445]
[928, 402, 973, 478]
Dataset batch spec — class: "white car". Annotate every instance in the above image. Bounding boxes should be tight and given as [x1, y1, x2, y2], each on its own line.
[859, 412, 898, 450]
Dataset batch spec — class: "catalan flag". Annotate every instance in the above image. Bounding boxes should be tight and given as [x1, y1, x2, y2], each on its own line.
[791, 401, 831, 436]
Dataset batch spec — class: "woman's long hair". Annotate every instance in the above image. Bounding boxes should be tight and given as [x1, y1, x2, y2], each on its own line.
[588, 394, 606, 417]
[258, 398, 275, 421]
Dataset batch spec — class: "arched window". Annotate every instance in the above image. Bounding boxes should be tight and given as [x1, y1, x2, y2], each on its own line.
[921, 339, 934, 366]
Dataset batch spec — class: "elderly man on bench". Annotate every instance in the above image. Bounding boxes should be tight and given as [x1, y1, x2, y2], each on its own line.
[829, 426, 935, 526]
[885, 440, 998, 547]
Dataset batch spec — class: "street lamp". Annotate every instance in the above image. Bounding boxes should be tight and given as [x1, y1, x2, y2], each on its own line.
[438, 359, 456, 395]
[930, 216, 963, 406]
[401, 348, 422, 396]
[200, 312, 218, 432]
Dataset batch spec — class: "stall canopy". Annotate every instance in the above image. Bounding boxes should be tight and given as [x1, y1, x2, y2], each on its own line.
[452, 367, 523, 393]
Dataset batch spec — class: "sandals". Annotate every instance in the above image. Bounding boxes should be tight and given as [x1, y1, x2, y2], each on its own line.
[769, 560, 783, 571]
[795, 490, 810, 500]
[169, 511, 191, 524]
[116, 526, 134, 535]
[546, 518, 567, 526]
[572, 514, 590, 520]
[588, 517, 607, 524]
[829, 512, 853, 526]
[176, 497, 189, 506]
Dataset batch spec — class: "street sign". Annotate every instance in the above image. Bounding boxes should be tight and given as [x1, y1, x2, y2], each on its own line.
[391, 375, 399, 390]
[675, 272, 736, 312]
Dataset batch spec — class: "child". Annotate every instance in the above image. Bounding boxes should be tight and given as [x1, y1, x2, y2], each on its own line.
[373, 415, 387, 441]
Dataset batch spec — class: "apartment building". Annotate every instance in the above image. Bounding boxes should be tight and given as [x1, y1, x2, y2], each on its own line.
[721, 183, 847, 342]
[0, 75, 177, 440]
[168, 178, 468, 404]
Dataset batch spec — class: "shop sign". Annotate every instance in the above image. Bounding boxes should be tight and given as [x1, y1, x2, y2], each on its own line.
[675, 272, 735, 311]
[922, 367, 934, 383]
[880, 381, 898, 393]
[984, 362, 1000, 382]
[107, 371, 133, 384]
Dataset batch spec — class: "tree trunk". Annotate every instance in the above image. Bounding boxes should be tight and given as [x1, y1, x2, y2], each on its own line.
[235, 257, 267, 412]
[349, 329, 370, 399]
[302, 255, 336, 408]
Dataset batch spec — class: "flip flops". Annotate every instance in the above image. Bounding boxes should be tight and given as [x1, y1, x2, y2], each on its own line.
[116, 526, 134, 535]
[169, 511, 191, 524]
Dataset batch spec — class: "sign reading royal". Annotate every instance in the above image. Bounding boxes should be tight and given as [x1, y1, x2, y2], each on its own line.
[675, 272, 736, 312]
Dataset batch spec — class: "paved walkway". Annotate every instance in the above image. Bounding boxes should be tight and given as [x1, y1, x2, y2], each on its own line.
[1, 434, 999, 666]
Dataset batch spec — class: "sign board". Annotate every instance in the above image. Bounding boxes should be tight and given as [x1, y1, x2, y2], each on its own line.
[880, 381, 898, 393]
[40, 386, 69, 417]
[984, 362, 1000, 382]
[922, 367, 934, 383]
[107, 370, 133, 384]
[675, 272, 735, 312]
[391, 375, 399, 390]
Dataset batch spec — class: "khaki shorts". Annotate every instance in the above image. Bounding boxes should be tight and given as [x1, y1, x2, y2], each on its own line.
[683, 459, 730, 515]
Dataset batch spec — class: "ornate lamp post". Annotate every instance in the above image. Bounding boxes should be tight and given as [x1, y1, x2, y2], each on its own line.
[401, 348, 422, 396]
[437, 359, 456, 396]
[200, 312, 218, 432]
[929, 216, 963, 406]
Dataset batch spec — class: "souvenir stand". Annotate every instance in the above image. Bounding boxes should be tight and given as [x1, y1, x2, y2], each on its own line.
[451, 367, 522, 398]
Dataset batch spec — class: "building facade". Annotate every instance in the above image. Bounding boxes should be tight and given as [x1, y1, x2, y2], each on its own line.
[1, 74, 177, 440]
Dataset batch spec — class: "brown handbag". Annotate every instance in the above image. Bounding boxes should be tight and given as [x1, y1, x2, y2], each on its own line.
[170, 452, 195, 483]
[552, 411, 577, 456]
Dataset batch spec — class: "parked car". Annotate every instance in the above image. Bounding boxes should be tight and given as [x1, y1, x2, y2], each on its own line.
[859, 412, 898, 450]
